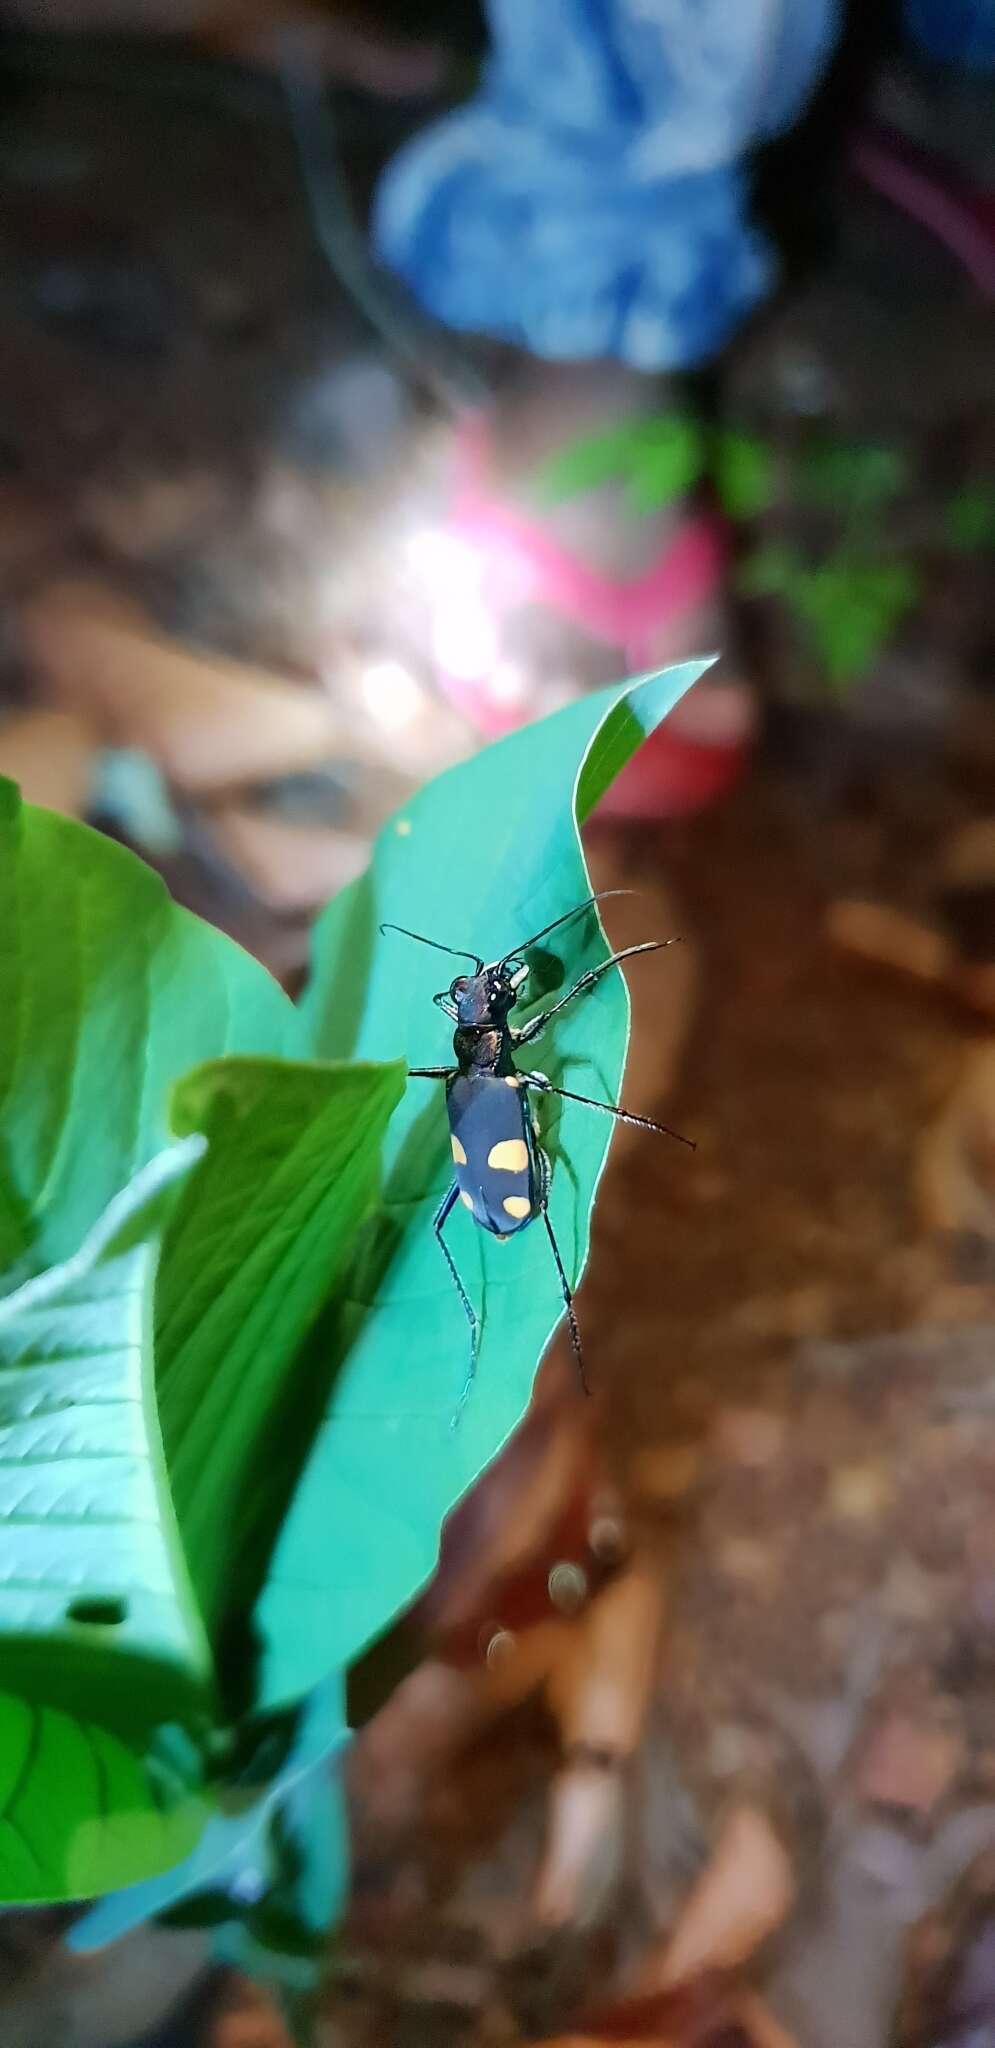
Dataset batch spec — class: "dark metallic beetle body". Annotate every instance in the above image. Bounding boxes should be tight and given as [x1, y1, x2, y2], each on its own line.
[382, 895, 692, 1413]
[446, 1069, 539, 1236]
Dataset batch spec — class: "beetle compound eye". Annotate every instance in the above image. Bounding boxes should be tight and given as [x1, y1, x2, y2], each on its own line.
[451, 976, 469, 997]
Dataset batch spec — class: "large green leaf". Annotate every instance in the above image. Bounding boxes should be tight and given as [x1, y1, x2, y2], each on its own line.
[0, 1144, 211, 1902]
[0, 785, 406, 1901]
[69, 1673, 349, 1958]
[156, 1057, 406, 1654]
[0, 780, 298, 1298]
[258, 663, 709, 1707]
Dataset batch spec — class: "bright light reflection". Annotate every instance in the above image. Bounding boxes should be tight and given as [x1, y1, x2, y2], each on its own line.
[405, 526, 484, 595]
[432, 597, 499, 681]
[360, 657, 424, 729]
[489, 659, 530, 706]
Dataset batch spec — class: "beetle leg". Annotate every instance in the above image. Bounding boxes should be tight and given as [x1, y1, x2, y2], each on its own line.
[407, 1066, 456, 1079]
[538, 1149, 589, 1396]
[513, 941, 676, 1047]
[433, 1181, 479, 1421]
[522, 1070, 694, 1150]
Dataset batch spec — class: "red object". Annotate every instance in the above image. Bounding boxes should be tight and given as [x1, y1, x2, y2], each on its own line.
[434, 413, 751, 821]
[594, 715, 747, 823]
[451, 414, 727, 673]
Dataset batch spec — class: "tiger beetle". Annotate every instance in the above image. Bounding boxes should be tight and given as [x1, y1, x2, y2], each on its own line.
[381, 893, 694, 1410]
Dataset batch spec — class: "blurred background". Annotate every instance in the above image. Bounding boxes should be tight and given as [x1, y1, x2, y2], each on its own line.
[0, 1, 993, 2044]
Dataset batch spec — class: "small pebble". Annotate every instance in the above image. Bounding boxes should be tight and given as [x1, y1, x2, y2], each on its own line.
[713, 1408, 787, 1469]
[828, 1463, 895, 1524]
[630, 1442, 702, 1502]
[716, 1538, 782, 1594]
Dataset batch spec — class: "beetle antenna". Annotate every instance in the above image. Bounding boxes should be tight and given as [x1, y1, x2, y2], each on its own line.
[499, 890, 636, 969]
[380, 922, 483, 970]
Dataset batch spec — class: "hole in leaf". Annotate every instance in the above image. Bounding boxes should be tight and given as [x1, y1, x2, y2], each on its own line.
[66, 1596, 128, 1627]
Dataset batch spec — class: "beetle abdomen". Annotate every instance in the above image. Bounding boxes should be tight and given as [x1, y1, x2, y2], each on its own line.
[446, 1072, 537, 1236]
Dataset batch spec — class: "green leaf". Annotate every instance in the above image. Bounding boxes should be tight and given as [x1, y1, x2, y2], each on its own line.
[0, 781, 298, 1298]
[714, 430, 775, 520]
[532, 422, 648, 504]
[533, 415, 705, 513]
[623, 417, 705, 512]
[0, 785, 404, 1897]
[210, 1748, 345, 1992]
[793, 557, 919, 686]
[156, 1057, 406, 1652]
[258, 662, 711, 1708]
[944, 485, 995, 551]
[69, 1674, 348, 1955]
[736, 542, 802, 600]
[798, 440, 907, 511]
[0, 1144, 212, 1902]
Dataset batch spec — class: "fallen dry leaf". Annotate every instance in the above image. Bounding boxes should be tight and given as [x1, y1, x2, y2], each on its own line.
[21, 579, 373, 795]
[208, 802, 370, 912]
[642, 1803, 796, 1991]
[0, 707, 95, 815]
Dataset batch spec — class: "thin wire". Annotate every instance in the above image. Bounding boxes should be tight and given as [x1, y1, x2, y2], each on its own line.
[279, 46, 491, 418]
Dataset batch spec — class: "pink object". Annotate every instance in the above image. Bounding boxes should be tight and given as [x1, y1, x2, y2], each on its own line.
[432, 413, 748, 817]
[450, 413, 725, 680]
[852, 126, 995, 301]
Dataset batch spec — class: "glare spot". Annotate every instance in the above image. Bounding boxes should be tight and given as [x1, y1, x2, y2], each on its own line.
[406, 527, 483, 593]
[485, 1628, 516, 1669]
[488, 660, 530, 707]
[548, 1561, 587, 1614]
[432, 595, 498, 682]
[360, 657, 423, 730]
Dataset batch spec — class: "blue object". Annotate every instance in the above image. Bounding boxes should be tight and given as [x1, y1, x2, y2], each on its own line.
[374, 0, 839, 369]
[904, 0, 995, 67]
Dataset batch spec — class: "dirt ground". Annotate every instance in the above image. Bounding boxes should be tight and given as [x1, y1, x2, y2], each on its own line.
[0, 27, 992, 2048]
[328, 763, 995, 2048]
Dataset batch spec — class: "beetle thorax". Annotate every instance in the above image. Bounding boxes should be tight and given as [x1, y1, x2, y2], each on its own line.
[455, 1024, 505, 1075]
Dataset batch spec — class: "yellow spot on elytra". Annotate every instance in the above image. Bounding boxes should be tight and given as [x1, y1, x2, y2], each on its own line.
[503, 1195, 531, 1220]
[488, 1138, 528, 1172]
[451, 1134, 467, 1165]
[460, 1191, 474, 1212]
[395, 818, 412, 836]
[504, 1074, 521, 1087]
